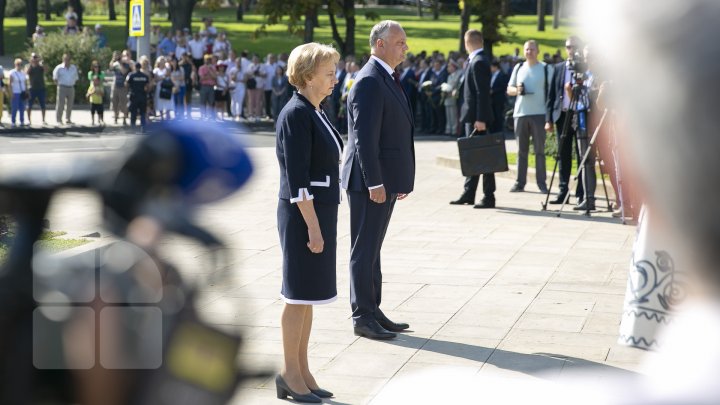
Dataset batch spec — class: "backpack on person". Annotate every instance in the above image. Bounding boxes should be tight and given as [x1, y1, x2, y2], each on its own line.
[159, 77, 173, 100]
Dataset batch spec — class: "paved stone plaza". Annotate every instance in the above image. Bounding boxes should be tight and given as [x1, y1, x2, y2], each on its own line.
[1, 114, 650, 404]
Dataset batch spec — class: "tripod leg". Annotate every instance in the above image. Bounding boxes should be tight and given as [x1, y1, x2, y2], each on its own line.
[596, 146, 612, 211]
[542, 150, 559, 211]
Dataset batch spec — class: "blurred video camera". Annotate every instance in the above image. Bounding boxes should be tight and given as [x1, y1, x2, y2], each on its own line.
[567, 51, 587, 85]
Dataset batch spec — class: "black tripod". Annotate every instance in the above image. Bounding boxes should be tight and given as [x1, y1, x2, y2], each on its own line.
[557, 107, 610, 217]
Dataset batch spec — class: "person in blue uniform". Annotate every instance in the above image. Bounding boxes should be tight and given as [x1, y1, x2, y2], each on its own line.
[275, 42, 342, 404]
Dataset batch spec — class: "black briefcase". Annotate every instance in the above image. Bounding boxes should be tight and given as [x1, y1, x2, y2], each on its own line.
[457, 130, 509, 176]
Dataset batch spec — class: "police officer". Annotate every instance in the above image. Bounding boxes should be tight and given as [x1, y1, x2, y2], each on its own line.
[126, 62, 149, 131]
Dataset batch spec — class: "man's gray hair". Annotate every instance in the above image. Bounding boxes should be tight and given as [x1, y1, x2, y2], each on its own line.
[369, 20, 401, 49]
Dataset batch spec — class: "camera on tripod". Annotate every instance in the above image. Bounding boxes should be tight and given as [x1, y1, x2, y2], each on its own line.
[567, 51, 587, 85]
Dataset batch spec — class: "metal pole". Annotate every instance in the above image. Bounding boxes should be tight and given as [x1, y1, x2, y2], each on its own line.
[137, 0, 151, 60]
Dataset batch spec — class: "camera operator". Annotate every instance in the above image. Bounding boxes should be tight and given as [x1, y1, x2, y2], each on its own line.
[546, 36, 586, 206]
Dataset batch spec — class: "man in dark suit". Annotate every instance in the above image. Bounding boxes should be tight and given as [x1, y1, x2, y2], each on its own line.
[341, 20, 415, 340]
[450, 29, 496, 209]
[399, 59, 417, 117]
[489, 60, 509, 134]
[327, 60, 347, 128]
[416, 59, 434, 132]
[545, 36, 583, 205]
[430, 58, 448, 134]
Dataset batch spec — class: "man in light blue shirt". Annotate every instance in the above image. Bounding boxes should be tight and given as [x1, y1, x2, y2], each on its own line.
[507, 40, 551, 193]
[158, 32, 176, 57]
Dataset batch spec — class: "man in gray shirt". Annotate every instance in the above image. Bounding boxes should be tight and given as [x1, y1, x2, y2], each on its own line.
[507, 40, 551, 193]
[52, 53, 79, 125]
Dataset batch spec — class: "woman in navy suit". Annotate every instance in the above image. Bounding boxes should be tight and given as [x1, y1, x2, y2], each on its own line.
[275, 42, 342, 403]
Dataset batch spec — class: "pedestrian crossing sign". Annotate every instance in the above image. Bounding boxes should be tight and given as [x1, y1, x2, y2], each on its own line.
[129, 0, 144, 37]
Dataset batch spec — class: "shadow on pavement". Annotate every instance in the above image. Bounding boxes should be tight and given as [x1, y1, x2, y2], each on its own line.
[495, 206, 624, 225]
[385, 334, 636, 378]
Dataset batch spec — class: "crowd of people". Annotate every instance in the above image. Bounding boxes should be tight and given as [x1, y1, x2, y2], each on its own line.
[0, 10, 625, 218]
[2, 6, 573, 133]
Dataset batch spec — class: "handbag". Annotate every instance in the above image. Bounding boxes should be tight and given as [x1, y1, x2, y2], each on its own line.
[159, 78, 173, 100]
[246, 77, 256, 90]
[457, 130, 509, 176]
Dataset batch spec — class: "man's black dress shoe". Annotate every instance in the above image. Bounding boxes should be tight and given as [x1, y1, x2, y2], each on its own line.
[509, 183, 524, 192]
[473, 199, 495, 209]
[354, 320, 396, 340]
[376, 314, 409, 332]
[275, 375, 321, 403]
[549, 195, 567, 204]
[449, 196, 474, 205]
[573, 200, 596, 211]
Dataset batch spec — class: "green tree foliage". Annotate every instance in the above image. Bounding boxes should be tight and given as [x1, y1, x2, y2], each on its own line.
[27, 32, 112, 103]
[256, 0, 323, 40]
[256, 0, 360, 57]
[460, 0, 508, 58]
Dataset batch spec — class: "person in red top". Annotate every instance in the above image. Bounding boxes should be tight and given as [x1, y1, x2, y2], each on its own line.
[197, 54, 217, 120]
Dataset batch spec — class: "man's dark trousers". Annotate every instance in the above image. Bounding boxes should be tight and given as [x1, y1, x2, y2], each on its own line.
[555, 110, 584, 199]
[461, 123, 496, 201]
[347, 190, 396, 326]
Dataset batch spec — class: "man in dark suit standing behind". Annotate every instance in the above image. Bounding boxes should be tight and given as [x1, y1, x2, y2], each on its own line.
[342, 20, 415, 340]
[450, 29, 496, 209]
[489, 60, 509, 134]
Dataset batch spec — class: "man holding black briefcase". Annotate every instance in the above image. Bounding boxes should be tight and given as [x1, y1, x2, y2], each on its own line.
[450, 29, 496, 209]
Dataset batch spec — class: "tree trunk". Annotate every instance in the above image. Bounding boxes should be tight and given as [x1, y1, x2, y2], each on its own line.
[501, 0, 510, 17]
[125, 0, 131, 45]
[69, 0, 83, 28]
[327, 7, 345, 56]
[26, 0, 39, 39]
[236, 0, 244, 21]
[44, 0, 51, 20]
[304, 6, 316, 43]
[552, 0, 560, 29]
[343, 0, 355, 57]
[459, 2, 470, 53]
[432, 0, 439, 20]
[0, 0, 5, 56]
[416, 0, 422, 17]
[109, 0, 117, 21]
[537, 0, 545, 31]
[168, 0, 196, 32]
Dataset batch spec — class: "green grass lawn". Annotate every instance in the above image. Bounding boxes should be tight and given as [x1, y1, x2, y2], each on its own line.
[3, 7, 575, 58]
[0, 230, 89, 260]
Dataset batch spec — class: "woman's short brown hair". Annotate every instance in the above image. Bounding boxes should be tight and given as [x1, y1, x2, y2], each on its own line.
[286, 43, 340, 89]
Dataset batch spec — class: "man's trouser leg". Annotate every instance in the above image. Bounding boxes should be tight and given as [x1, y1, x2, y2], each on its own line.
[347, 190, 396, 326]
[529, 115, 547, 188]
[56, 86, 67, 123]
[65, 87, 74, 122]
[556, 111, 575, 198]
[515, 116, 530, 188]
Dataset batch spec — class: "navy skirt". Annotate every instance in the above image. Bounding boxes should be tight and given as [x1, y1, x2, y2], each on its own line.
[277, 199, 338, 304]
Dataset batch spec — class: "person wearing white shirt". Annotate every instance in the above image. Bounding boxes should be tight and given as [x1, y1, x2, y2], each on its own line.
[212, 32, 231, 57]
[8, 58, 28, 127]
[187, 32, 206, 71]
[52, 53, 79, 125]
[246, 55, 267, 121]
[228, 58, 246, 120]
[175, 36, 189, 61]
[263, 53, 277, 119]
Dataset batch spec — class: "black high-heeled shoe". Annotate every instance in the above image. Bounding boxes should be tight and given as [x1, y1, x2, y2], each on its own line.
[310, 387, 334, 398]
[275, 375, 321, 403]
